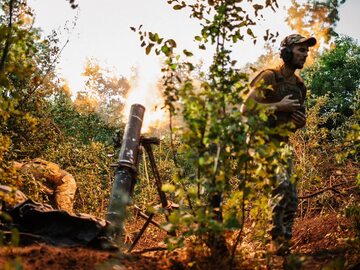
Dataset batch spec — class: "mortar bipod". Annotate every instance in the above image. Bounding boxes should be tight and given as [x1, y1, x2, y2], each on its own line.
[127, 136, 177, 253]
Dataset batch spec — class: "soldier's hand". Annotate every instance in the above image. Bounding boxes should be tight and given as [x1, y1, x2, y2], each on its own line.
[291, 110, 306, 128]
[275, 95, 301, 112]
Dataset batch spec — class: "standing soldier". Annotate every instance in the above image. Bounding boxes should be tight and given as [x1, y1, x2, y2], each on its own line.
[241, 34, 317, 255]
[13, 158, 77, 213]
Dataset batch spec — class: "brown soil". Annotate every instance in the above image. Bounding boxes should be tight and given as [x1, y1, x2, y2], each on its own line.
[1, 214, 359, 270]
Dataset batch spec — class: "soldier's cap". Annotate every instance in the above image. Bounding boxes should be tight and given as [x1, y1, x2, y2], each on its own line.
[281, 34, 317, 48]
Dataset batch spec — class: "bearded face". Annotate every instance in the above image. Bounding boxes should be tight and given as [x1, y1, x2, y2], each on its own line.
[290, 44, 310, 69]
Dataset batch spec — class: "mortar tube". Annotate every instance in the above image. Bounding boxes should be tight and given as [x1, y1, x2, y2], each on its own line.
[106, 104, 145, 243]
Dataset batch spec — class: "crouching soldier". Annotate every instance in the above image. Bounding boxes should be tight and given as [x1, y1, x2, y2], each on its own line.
[12, 158, 77, 213]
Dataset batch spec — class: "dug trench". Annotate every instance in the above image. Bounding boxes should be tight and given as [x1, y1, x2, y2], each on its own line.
[0, 213, 359, 270]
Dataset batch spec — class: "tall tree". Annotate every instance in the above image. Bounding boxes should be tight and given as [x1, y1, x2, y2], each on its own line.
[0, 0, 62, 160]
[302, 36, 360, 129]
[286, 0, 347, 44]
[76, 58, 130, 126]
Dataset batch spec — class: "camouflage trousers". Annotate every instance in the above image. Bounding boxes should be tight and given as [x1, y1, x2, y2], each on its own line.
[269, 157, 298, 241]
[54, 174, 77, 213]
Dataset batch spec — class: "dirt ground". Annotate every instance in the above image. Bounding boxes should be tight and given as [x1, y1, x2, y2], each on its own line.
[0, 213, 359, 270]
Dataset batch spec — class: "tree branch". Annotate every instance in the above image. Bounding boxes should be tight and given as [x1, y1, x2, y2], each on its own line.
[298, 181, 355, 200]
[0, 0, 15, 73]
[15, 39, 69, 109]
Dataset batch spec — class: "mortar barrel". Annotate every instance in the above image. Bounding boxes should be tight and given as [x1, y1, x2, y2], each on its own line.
[106, 104, 145, 242]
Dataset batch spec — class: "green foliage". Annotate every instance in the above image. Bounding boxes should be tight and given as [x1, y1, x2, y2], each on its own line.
[2, 257, 24, 270]
[0, 0, 66, 161]
[0, 0, 51, 187]
[135, 0, 294, 256]
[291, 96, 330, 190]
[322, 256, 346, 270]
[291, 38, 360, 217]
[302, 36, 360, 130]
[43, 138, 114, 216]
[0, 2, 37, 253]
[345, 202, 360, 238]
[0, 0, 123, 220]
[132, 135, 178, 211]
[291, 95, 359, 216]
[8, 90, 119, 217]
[51, 92, 117, 145]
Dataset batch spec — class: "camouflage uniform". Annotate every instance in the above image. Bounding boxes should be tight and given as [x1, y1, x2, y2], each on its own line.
[17, 158, 77, 213]
[251, 67, 306, 242]
[269, 153, 297, 241]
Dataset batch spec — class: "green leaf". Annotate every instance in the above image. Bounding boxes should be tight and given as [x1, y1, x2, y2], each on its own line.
[198, 157, 205, 166]
[183, 49, 193, 57]
[149, 32, 156, 42]
[161, 45, 169, 55]
[239, 21, 247, 27]
[154, 33, 160, 42]
[167, 39, 177, 48]
[173, 5, 184, 10]
[185, 62, 194, 71]
[168, 211, 180, 225]
[247, 28, 255, 38]
[199, 44, 206, 50]
[188, 187, 197, 198]
[145, 43, 154, 55]
[253, 4, 264, 16]
[162, 183, 176, 192]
